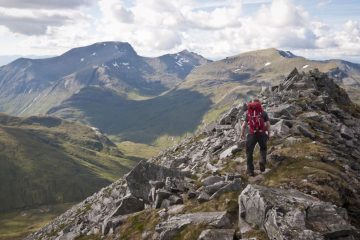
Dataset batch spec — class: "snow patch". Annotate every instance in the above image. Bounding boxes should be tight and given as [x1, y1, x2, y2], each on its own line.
[175, 57, 190, 67]
[264, 62, 271, 66]
[92, 52, 96, 56]
[234, 69, 242, 72]
[121, 62, 129, 66]
[112, 61, 119, 67]
[80, 58, 85, 62]
[302, 65, 309, 69]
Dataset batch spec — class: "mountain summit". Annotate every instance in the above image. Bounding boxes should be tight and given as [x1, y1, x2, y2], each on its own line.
[0, 42, 210, 116]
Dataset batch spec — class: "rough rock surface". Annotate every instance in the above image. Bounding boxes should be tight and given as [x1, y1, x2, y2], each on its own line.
[239, 184, 357, 240]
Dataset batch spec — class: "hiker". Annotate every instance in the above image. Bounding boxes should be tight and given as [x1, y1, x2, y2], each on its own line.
[240, 99, 270, 176]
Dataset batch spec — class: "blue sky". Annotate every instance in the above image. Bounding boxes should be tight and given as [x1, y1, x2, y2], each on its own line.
[0, 0, 359, 63]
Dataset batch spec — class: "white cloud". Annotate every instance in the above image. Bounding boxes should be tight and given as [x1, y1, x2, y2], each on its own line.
[0, 0, 359, 63]
[0, 0, 95, 9]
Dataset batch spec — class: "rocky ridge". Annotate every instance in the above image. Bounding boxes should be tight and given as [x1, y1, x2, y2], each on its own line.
[27, 69, 360, 239]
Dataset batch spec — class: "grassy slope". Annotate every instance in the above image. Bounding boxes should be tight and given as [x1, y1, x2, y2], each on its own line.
[0, 114, 141, 212]
[0, 114, 144, 239]
[0, 203, 74, 240]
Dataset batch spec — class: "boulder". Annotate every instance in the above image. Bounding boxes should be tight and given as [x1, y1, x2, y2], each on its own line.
[156, 212, 231, 240]
[111, 195, 144, 217]
[202, 176, 224, 187]
[219, 145, 240, 160]
[239, 184, 356, 240]
[154, 189, 172, 209]
[271, 119, 290, 137]
[340, 125, 354, 140]
[125, 161, 185, 202]
[204, 181, 228, 195]
[210, 179, 242, 199]
[198, 229, 235, 240]
[296, 125, 315, 139]
[197, 191, 210, 203]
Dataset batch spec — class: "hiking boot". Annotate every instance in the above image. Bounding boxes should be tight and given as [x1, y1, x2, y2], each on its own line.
[260, 163, 266, 172]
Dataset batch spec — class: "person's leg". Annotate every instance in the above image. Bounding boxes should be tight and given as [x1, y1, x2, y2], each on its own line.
[258, 133, 268, 172]
[246, 134, 257, 175]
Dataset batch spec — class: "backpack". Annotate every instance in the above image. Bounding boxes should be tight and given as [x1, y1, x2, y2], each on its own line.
[247, 101, 266, 134]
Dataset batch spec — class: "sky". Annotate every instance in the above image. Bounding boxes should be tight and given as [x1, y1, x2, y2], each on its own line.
[0, 0, 359, 63]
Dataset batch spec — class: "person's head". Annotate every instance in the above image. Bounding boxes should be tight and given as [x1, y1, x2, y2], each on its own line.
[253, 99, 261, 103]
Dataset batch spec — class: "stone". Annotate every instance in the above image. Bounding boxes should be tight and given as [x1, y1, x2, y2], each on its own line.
[296, 125, 315, 139]
[239, 184, 356, 240]
[156, 212, 231, 240]
[204, 181, 228, 195]
[219, 145, 240, 160]
[271, 119, 290, 137]
[299, 111, 321, 121]
[210, 179, 242, 200]
[197, 192, 210, 203]
[169, 195, 183, 205]
[201, 176, 224, 187]
[155, 189, 172, 209]
[340, 125, 354, 140]
[198, 229, 235, 240]
[188, 190, 197, 199]
[284, 136, 303, 147]
[125, 161, 185, 202]
[111, 195, 144, 217]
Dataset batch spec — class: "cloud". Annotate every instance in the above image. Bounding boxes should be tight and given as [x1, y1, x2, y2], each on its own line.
[0, 11, 73, 35]
[0, 0, 94, 9]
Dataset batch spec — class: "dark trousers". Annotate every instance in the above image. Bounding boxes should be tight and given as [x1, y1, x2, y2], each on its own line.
[246, 133, 268, 174]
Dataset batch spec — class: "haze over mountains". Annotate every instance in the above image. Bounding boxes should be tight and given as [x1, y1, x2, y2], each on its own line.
[1, 42, 360, 144]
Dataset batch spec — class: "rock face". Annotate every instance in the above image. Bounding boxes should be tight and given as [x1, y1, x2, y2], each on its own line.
[239, 184, 356, 240]
[125, 161, 186, 202]
[27, 68, 360, 240]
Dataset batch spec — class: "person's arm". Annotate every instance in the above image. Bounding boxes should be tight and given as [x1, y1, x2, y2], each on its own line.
[266, 121, 271, 138]
[241, 121, 247, 139]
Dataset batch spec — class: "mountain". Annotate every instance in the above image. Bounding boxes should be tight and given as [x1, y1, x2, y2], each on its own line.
[2, 46, 360, 146]
[0, 42, 210, 117]
[47, 48, 360, 145]
[26, 69, 360, 240]
[0, 113, 140, 213]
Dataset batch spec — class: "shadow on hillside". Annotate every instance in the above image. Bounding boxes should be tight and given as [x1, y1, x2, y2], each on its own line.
[48, 87, 213, 144]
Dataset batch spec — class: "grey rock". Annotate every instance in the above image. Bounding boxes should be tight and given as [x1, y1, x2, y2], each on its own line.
[271, 119, 290, 137]
[239, 184, 356, 240]
[299, 111, 321, 121]
[219, 145, 240, 160]
[156, 212, 231, 240]
[155, 189, 172, 209]
[296, 125, 315, 139]
[111, 195, 144, 217]
[169, 195, 183, 205]
[340, 125, 354, 140]
[210, 178, 242, 199]
[198, 229, 235, 240]
[125, 161, 185, 202]
[197, 191, 210, 203]
[204, 181, 228, 195]
[202, 176, 224, 187]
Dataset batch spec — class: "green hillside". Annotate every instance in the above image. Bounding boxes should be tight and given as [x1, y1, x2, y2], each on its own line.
[0, 113, 140, 212]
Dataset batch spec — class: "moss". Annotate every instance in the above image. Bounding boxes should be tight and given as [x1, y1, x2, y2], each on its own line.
[183, 192, 239, 223]
[242, 228, 268, 240]
[172, 224, 207, 240]
[118, 210, 159, 240]
[75, 235, 102, 240]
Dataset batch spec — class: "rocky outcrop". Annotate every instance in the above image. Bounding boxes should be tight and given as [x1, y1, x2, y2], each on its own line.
[27, 69, 360, 240]
[239, 184, 357, 240]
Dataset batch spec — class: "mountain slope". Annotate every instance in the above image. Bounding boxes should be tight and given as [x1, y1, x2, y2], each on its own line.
[48, 48, 360, 145]
[26, 69, 360, 240]
[0, 113, 140, 213]
[0, 42, 210, 116]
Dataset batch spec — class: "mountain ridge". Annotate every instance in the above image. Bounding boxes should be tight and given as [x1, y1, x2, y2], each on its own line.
[26, 68, 360, 240]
